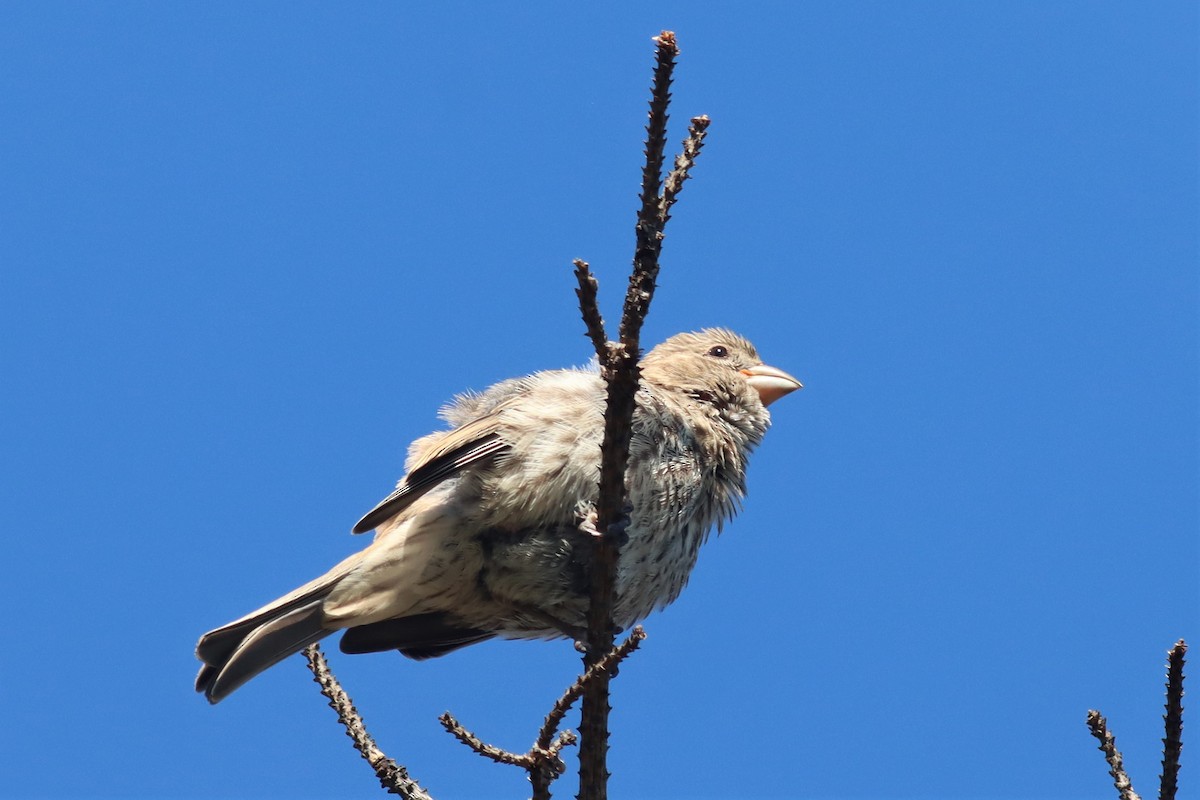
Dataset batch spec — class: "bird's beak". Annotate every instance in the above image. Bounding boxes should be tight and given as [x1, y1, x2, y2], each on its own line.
[741, 364, 803, 406]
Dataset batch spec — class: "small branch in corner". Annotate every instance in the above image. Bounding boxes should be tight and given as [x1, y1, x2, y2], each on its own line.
[304, 644, 434, 799]
[660, 115, 710, 224]
[1086, 709, 1143, 800]
[573, 259, 608, 360]
[438, 628, 646, 800]
[538, 627, 646, 753]
[1086, 639, 1187, 800]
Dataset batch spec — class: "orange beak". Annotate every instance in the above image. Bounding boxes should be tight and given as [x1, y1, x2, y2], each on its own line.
[741, 364, 803, 406]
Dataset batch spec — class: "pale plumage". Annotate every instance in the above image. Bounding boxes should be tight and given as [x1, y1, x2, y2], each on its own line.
[195, 329, 801, 703]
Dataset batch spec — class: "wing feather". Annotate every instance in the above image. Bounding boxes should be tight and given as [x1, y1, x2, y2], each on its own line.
[351, 416, 509, 534]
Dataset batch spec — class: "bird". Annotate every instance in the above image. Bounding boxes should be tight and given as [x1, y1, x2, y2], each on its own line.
[195, 328, 801, 703]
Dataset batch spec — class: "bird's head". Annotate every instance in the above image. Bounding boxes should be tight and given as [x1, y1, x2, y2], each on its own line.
[641, 328, 802, 409]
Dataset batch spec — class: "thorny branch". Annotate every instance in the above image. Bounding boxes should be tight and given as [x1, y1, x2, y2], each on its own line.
[439, 712, 537, 768]
[574, 259, 607, 359]
[620, 30, 678, 352]
[539, 627, 646, 752]
[436, 628, 646, 800]
[304, 644, 433, 799]
[660, 115, 710, 224]
[1160, 640, 1186, 800]
[576, 28, 709, 800]
[1087, 638, 1188, 800]
[1087, 710, 1143, 800]
[439, 712, 574, 800]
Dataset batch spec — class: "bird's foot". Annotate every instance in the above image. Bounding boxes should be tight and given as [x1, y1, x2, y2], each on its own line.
[575, 502, 600, 537]
[574, 501, 631, 545]
[572, 623, 626, 654]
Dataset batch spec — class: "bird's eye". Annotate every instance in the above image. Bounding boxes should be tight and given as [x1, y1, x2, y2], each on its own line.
[708, 345, 728, 358]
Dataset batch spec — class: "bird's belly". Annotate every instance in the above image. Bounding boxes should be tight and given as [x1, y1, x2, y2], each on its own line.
[472, 513, 707, 640]
[613, 519, 705, 626]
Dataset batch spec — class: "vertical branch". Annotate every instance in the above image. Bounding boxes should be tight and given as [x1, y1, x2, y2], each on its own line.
[620, 30, 678, 351]
[576, 30, 681, 800]
[1160, 640, 1187, 800]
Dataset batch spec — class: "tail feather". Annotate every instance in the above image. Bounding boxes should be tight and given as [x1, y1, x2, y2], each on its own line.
[195, 551, 501, 703]
[195, 553, 361, 703]
[199, 601, 331, 704]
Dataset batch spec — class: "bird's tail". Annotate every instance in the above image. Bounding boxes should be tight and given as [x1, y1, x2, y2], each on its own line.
[195, 552, 361, 704]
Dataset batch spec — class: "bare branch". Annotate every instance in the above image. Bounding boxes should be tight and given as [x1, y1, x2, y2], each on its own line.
[530, 735, 577, 800]
[573, 259, 608, 360]
[621, 30, 679, 350]
[303, 645, 434, 799]
[538, 627, 647, 752]
[435, 629, 646, 800]
[1087, 709, 1143, 800]
[441, 711, 569, 800]
[547, 730, 579, 758]
[439, 711, 569, 800]
[660, 115, 711, 223]
[1160, 639, 1187, 800]
[438, 712, 530, 768]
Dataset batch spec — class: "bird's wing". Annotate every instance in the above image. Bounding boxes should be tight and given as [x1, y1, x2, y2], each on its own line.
[351, 415, 510, 534]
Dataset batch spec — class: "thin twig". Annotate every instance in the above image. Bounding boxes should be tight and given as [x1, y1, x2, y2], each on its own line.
[660, 115, 711, 223]
[1087, 709, 1143, 800]
[538, 627, 647, 751]
[1160, 639, 1187, 800]
[441, 633, 643, 800]
[441, 711, 571, 800]
[438, 712, 529, 767]
[573, 259, 608, 360]
[437, 633, 644, 800]
[546, 730, 579, 758]
[439, 711, 571, 800]
[303, 645, 434, 799]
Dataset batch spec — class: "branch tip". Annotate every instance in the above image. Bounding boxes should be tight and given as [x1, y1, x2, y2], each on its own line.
[439, 711, 529, 768]
[1087, 709, 1143, 800]
[1160, 639, 1187, 800]
[573, 259, 608, 359]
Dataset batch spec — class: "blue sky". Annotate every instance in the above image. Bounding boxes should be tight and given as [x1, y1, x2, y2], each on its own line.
[2, 3, 1196, 799]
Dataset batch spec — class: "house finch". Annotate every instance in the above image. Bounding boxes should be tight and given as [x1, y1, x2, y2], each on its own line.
[195, 328, 801, 703]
